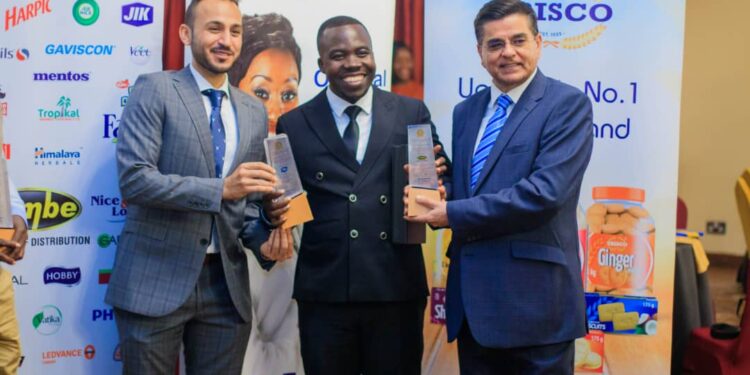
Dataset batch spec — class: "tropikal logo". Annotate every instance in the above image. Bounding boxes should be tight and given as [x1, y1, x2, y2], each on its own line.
[72, 0, 99, 26]
[530, 1, 614, 50]
[38, 96, 80, 121]
[32, 305, 63, 335]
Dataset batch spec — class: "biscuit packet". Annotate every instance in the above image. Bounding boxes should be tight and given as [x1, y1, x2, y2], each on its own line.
[585, 293, 658, 335]
[574, 331, 604, 373]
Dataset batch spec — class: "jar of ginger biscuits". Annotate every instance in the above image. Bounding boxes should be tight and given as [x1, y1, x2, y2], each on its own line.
[585, 187, 655, 296]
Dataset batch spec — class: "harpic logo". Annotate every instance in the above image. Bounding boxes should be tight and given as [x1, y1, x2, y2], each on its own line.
[19, 188, 82, 231]
[4, 0, 51, 31]
[122, 3, 152, 27]
[3, 144, 10, 160]
[33, 71, 90, 82]
[34, 147, 82, 166]
[38, 96, 80, 121]
[129, 45, 151, 65]
[42, 344, 95, 364]
[32, 305, 62, 335]
[0, 47, 30, 61]
[43, 266, 81, 286]
[44, 43, 114, 55]
[527, 1, 614, 50]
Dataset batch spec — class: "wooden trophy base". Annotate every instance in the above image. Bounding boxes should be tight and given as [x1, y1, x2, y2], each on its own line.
[282, 192, 314, 229]
[0, 228, 14, 241]
[407, 187, 441, 216]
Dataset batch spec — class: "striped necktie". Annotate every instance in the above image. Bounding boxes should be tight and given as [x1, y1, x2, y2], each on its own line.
[470, 94, 513, 190]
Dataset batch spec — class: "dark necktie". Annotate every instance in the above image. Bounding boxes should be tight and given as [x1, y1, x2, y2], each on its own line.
[343, 105, 362, 160]
[202, 89, 226, 178]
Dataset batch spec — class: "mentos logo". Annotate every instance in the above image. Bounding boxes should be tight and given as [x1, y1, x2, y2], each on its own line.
[34, 147, 82, 166]
[129, 45, 151, 65]
[0, 47, 30, 61]
[44, 44, 114, 56]
[526, 2, 614, 50]
[32, 305, 62, 335]
[122, 3, 153, 27]
[43, 267, 81, 287]
[33, 71, 90, 82]
[19, 188, 82, 231]
[4, 0, 51, 31]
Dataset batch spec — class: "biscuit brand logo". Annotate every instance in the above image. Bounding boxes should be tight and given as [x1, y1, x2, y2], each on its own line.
[2, 144, 9, 159]
[528, 1, 613, 50]
[33, 71, 90, 82]
[4, 0, 51, 31]
[38, 96, 80, 121]
[19, 188, 82, 231]
[43, 267, 81, 286]
[122, 3, 153, 27]
[72, 0, 98, 26]
[45, 44, 113, 55]
[32, 305, 62, 335]
[34, 147, 82, 166]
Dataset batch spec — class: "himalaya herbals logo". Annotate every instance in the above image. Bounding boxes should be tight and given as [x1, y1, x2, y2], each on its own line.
[38, 96, 80, 121]
[34, 147, 82, 166]
[32, 305, 62, 335]
[527, 1, 614, 49]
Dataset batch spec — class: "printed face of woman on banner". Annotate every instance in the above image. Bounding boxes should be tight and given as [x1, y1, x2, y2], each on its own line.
[229, 13, 302, 134]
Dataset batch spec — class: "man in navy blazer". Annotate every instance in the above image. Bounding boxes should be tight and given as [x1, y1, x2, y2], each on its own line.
[407, 1, 593, 373]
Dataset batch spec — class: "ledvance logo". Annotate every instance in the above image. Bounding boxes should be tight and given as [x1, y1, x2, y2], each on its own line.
[38, 96, 80, 121]
[34, 147, 82, 166]
[4, 0, 52, 31]
[32, 305, 62, 335]
[0, 47, 30, 61]
[44, 44, 114, 56]
[122, 3, 153, 27]
[528, 1, 614, 50]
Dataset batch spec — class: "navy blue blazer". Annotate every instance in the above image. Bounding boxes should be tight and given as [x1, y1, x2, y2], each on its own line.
[444, 71, 593, 348]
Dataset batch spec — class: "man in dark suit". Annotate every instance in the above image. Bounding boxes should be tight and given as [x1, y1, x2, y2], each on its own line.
[106, 0, 292, 373]
[407, 1, 594, 374]
[276, 16, 449, 375]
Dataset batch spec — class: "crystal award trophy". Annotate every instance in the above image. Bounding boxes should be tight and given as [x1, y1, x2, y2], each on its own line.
[264, 134, 313, 229]
[407, 124, 441, 216]
[0, 115, 15, 243]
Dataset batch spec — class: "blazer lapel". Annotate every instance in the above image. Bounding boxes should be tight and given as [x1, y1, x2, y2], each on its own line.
[461, 89, 492, 196]
[173, 68, 216, 177]
[472, 72, 547, 194]
[228, 86, 250, 172]
[302, 90, 359, 172]
[353, 88, 396, 189]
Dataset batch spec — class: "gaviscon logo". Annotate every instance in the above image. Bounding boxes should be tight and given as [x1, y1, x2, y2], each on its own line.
[44, 44, 114, 55]
[4, 0, 52, 31]
[19, 189, 82, 231]
[527, 1, 614, 50]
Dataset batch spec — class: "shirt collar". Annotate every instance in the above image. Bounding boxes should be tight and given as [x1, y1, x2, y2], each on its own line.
[326, 86, 373, 117]
[488, 68, 538, 109]
[189, 64, 231, 99]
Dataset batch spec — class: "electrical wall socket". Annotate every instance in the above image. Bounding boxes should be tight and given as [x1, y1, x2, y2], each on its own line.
[706, 221, 726, 235]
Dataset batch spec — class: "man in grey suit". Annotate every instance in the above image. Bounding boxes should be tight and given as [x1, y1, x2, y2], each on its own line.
[105, 0, 293, 373]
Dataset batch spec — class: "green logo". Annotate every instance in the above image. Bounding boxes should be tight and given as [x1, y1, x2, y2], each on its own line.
[97, 233, 112, 248]
[73, 0, 99, 26]
[32, 305, 63, 335]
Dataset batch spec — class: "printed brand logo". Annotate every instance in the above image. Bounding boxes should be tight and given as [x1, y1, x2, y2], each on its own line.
[529, 1, 614, 50]
[97, 233, 119, 248]
[33, 71, 90, 82]
[45, 44, 114, 55]
[2, 144, 10, 160]
[129, 45, 151, 65]
[32, 305, 62, 335]
[103, 113, 119, 143]
[38, 96, 80, 121]
[30, 235, 90, 247]
[122, 3, 153, 27]
[34, 147, 82, 166]
[4, 0, 52, 31]
[92, 308, 113, 321]
[84, 345, 95, 360]
[72, 0, 98, 26]
[12, 275, 28, 286]
[43, 267, 81, 286]
[91, 195, 127, 222]
[42, 344, 95, 364]
[116, 80, 133, 106]
[98, 268, 111, 284]
[19, 188, 82, 231]
[0, 47, 30, 61]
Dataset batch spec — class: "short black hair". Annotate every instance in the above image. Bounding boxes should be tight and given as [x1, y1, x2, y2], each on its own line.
[316, 16, 370, 54]
[228, 13, 302, 85]
[474, 0, 538, 43]
[185, 0, 240, 30]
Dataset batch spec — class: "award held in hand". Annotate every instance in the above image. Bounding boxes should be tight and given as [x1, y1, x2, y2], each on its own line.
[264, 134, 313, 229]
[0, 115, 15, 242]
[407, 124, 441, 216]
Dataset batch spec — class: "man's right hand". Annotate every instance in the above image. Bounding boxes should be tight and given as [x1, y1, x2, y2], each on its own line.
[0, 238, 22, 265]
[222, 162, 278, 201]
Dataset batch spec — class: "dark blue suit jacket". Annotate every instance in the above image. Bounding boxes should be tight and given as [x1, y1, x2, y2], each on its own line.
[444, 71, 593, 348]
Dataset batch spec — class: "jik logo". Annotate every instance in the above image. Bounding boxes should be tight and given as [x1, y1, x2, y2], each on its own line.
[527, 1, 614, 50]
[19, 188, 82, 231]
[72, 0, 99, 26]
[0, 47, 30, 61]
[4, 0, 52, 31]
[34, 146, 82, 166]
[103, 113, 119, 143]
[38, 96, 80, 121]
[32, 305, 62, 335]
[122, 3, 153, 27]
[43, 267, 81, 287]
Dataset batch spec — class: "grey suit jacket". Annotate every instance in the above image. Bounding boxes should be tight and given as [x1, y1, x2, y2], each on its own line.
[105, 67, 271, 322]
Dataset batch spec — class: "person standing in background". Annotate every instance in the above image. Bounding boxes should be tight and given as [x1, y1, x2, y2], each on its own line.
[391, 41, 423, 100]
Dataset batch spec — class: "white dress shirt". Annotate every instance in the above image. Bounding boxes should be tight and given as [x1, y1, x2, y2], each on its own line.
[326, 87, 374, 164]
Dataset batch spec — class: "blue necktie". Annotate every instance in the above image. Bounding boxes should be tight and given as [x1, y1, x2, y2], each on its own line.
[470, 94, 513, 190]
[202, 89, 226, 178]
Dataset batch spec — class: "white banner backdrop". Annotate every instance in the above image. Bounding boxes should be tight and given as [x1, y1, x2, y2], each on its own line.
[0, 0, 163, 373]
[425, 1, 684, 374]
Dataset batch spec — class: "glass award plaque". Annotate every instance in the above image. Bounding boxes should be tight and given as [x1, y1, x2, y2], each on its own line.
[264, 134, 312, 228]
[407, 124, 441, 216]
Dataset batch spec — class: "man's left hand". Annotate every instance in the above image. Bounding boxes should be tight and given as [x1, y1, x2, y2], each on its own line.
[262, 190, 290, 227]
[405, 196, 449, 228]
